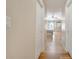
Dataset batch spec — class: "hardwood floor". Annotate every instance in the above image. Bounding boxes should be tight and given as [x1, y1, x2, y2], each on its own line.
[39, 32, 71, 59]
[39, 42, 71, 59]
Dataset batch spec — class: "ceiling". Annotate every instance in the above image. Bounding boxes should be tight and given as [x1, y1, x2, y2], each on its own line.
[43, 0, 67, 19]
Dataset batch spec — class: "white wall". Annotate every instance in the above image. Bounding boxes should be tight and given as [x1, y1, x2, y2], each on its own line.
[61, 0, 72, 56]
[7, 0, 45, 59]
[65, 1, 72, 56]
[6, 0, 36, 59]
[35, 0, 45, 59]
[61, 21, 66, 48]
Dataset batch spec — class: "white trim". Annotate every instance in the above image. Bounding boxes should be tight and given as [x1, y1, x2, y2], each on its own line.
[66, 0, 72, 7]
[37, 0, 43, 8]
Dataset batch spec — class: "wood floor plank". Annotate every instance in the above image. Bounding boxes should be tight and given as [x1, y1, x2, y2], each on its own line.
[39, 32, 71, 59]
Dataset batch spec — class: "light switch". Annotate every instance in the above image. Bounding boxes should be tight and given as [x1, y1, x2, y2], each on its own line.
[6, 16, 11, 30]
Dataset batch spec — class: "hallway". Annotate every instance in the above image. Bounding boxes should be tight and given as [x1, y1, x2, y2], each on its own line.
[38, 0, 72, 59]
[6, 0, 72, 59]
[39, 32, 71, 59]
